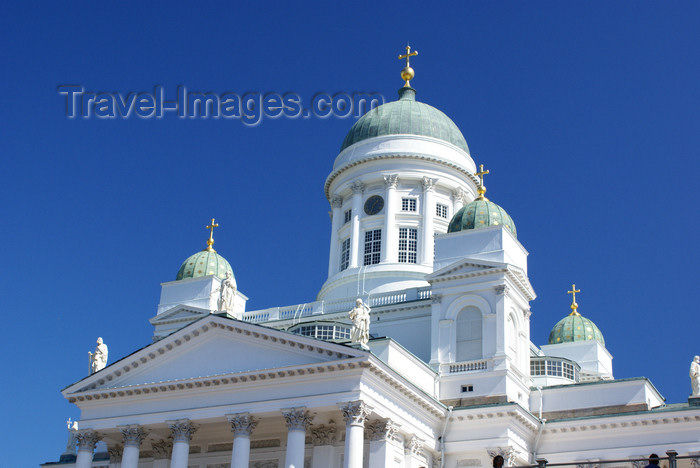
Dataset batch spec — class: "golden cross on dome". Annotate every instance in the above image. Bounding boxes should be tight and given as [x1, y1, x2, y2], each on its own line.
[398, 44, 418, 87]
[398, 44, 418, 67]
[476, 164, 490, 199]
[567, 283, 581, 315]
[205, 218, 219, 252]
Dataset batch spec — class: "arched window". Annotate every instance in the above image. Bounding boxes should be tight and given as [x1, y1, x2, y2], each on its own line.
[507, 313, 518, 359]
[456, 307, 482, 361]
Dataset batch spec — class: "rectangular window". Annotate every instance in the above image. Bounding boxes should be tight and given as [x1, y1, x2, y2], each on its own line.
[461, 384, 474, 393]
[401, 198, 417, 212]
[340, 238, 350, 271]
[436, 203, 449, 219]
[344, 209, 351, 224]
[363, 229, 382, 265]
[398, 228, 418, 263]
[530, 360, 545, 376]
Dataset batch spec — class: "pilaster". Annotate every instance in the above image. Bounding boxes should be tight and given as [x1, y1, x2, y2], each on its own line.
[349, 181, 365, 268]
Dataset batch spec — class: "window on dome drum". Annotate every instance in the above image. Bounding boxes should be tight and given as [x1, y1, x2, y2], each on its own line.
[363, 229, 381, 265]
[340, 238, 350, 271]
[398, 228, 418, 263]
[530, 357, 579, 382]
[401, 198, 417, 212]
[436, 203, 449, 219]
[344, 209, 351, 224]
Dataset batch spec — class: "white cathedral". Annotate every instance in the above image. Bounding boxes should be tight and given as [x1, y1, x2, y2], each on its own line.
[45, 52, 700, 468]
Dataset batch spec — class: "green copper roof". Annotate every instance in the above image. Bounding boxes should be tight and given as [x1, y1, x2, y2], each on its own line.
[176, 249, 234, 281]
[340, 87, 470, 153]
[447, 198, 517, 237]
[549, 313, 605, 346]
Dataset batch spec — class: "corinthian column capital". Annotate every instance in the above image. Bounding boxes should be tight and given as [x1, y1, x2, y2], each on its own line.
[151, 439, 173, 459]
[351, 180, 365, 194]
[168, 419, 197, 443]
[365, 418, 400, 442]
[340, 400, 373, 426]
[282, 407, 314, 431]
[227, 412, 258, 437]
[383, 174, 399, 189]
[331, 195, 344, 208]
[119, 424, 149, 447]
[76, 429, 101, 451]
[422, 177, 438, 191]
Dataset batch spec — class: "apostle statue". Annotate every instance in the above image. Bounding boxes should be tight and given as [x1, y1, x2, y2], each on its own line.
[217, 271, 236, 312]
[690, 355, 700, 397]
[88, 337, 108, 374]
[349, 298, 371, 349]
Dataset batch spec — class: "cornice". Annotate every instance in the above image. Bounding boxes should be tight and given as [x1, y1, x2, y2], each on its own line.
[325, 152, 479, 199]
[453, 406, 540, 433]
[428, 262, 535, 301]
[544, 412, 700, 435]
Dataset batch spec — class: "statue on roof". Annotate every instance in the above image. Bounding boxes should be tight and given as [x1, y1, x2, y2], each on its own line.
[88, 337, 108, 374]
[217, 271, 236, 312]
[349, 298, 371, 349]
[690, 355, 700, 396]
[62, 418, 78, 456]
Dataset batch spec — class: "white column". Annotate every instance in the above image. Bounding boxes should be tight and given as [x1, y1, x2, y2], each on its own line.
[151, 439, 172, 468]
[382, 174, 399, 263]
[75, 430, 101, 468]
[328, 195, 344, 276]
[282, 407, 314, 468]
[340, 400, 372, 468]
[367, 419, 400, 468]
[168, 419, 197, 468]
[310, 422, 338, 468]
[421, 177, 438, 265]
[227, 412, 258, 468]
[348, 181, 364, 268]
[452, 188, 466, 214]
[119, 425, 148, 468]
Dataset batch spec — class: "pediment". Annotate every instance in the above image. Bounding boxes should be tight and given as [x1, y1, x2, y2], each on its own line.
[427, 258, 503, 282]
[149, 305, 210, 325]
[65, 315, 364, 395]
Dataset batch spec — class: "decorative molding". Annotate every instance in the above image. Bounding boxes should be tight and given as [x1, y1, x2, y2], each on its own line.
[76, 429, 101, 451]
[107, 444, 123, 463]
[120, 425, 148, 447]
[689, 457, 700, 468]
[383, 174, 399, 189]
[207, 464, 231, 468]
[452, 188, 466, 203]
[422, 176, 438, 191]
[282, 407, 314, 431]
[168, 419, 197, 443]
[488, 447, 516, 466]
[351, 180, 365, 194]
[227, 413, 258, 437]
[250, 439, 280, 449]
[340, 400, 373, 426]
[405, 435, 423, 456]
[494, 284, 509, 296]
[310, 421, 337, 445]
[151, 439, 173, 459]
[431, 294, 443, 304]
[331, 195, 344, 208]
[365, 418, 400, 442]
[251, 460, 278, 468]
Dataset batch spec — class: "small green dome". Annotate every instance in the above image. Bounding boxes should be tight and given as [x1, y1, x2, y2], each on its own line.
[548, 313, 605, 346]
[340, 87, 470, 153]
[448, 198, 517, 237]
[176, 249, 234, 281]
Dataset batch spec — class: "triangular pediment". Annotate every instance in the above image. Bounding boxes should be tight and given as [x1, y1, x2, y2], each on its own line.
[427, 258, 503, 282]
[149, 304, 210, 325]
[65, 315, 364, 395]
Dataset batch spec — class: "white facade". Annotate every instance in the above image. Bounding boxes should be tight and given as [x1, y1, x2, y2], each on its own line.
[45, 83, 700, 468]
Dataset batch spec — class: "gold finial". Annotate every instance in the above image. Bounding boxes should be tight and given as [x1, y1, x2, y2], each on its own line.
[205, 218, 219, 252]
[398, 44, 418, 87]
[567, 284, 581, 316]
[476, 164, 490, 200]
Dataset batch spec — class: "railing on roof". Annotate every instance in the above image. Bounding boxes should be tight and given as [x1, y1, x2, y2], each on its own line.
[513, 452, 691, 468]
[447, 359, 489, 374]
[241, 286, 432, 323]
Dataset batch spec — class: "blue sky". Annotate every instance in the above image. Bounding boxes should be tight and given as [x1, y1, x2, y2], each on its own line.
[2, 2, 699, 465]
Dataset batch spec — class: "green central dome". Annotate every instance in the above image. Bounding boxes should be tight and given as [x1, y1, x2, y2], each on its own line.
[448, 198, 517, 237]
[549, 313, 605, 346]
[340, 87, 470, 153]
[176, 249, 234, 281]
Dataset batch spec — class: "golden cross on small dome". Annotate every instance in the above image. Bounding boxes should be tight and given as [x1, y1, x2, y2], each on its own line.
[476, 164, 490, 199]
[205, 218, 219, 252]
[398, 44, 418, 87]
[567, 283, 581, 315]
